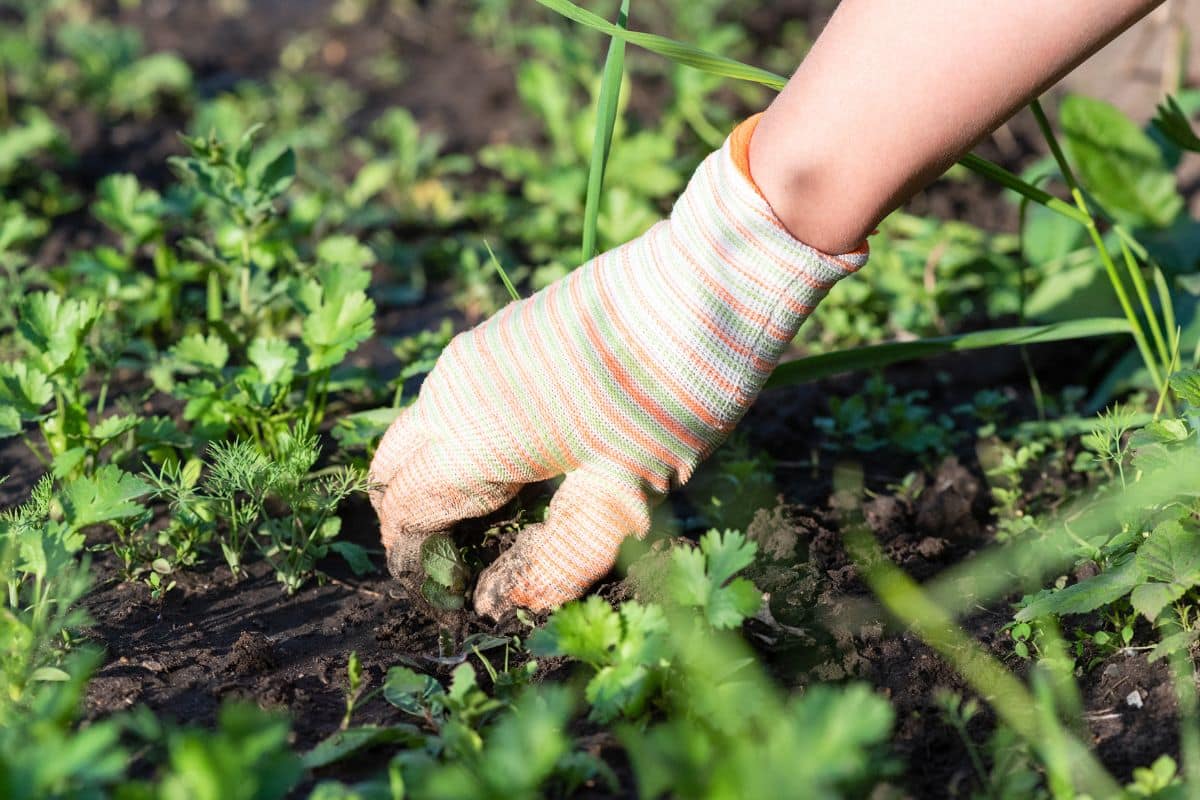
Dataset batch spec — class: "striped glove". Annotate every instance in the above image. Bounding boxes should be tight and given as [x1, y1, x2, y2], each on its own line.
[369, 115, 867, 619]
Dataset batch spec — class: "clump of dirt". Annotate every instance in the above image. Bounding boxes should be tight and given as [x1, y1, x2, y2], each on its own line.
[1083, 652, 1180, 779]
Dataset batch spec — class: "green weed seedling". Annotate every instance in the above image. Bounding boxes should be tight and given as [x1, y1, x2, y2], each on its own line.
[815, 374, 958, 462]
[418, 534, 469, 612]
[1, 467, 149, 715]
[145, 424, 369, 591]
[0, 291, 146, 478]
[531, 597, 668, 723]
[1013, 370, 1200, 665]
[311, 660, 613, 799]
[170, 124, 298, 331]
[152, 239, 375, 455]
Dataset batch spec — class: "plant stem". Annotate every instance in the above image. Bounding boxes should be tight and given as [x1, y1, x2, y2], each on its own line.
[1028, 99, 1166, 393]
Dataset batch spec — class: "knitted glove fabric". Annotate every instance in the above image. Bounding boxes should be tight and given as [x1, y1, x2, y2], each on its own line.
[369, 115, 868, 619]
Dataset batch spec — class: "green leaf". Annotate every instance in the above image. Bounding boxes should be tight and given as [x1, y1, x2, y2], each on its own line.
[172, 332, 230, 371]
[332, 406, 404, 449]
[91, 414, 140, 442]
[0, 361, 54, 418]
[1153, 95, 1200, 153]
[1170, 369, 1200, 407]
[257, 147, 296, 199]
[303, 725, 423, 769]
[767, 318, 1131, 388]
[17, 292, 101, 375]
[705, 576, 763, 630]
[383, 666, 443, 714]
[1149, 629, 1200, 662]
[317, 235, 375, 270]
[1015, 556, 1144, 621]
[247, 337, 298, 387]
[419, 534, 467, 589]
[298, 263, 376, 372]
[1136, 520, 1200, 584]
[667, 530, 762, 629]
[92, 173, 162, 245]
[0, 405, 20, 438]
[581, 0, 629, 262]
[1130, 581, 1187, 622]
[535, 0, 786, 91]
[420, 578, 465, 611]
[529, 596, 622, 667]
[30, 666, 71, 682]
[328, 541, 374, 576]
[1060, 94, 1183, 228]
[60, 466, 150, 532]
[699, 528, 757, 585]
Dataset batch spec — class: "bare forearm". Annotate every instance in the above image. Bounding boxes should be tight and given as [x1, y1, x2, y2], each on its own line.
[749, 0, 1165, 254]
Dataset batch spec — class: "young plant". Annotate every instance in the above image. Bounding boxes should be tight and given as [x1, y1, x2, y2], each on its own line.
[144, 424, 370, 591]
[0, 291, 142, 477]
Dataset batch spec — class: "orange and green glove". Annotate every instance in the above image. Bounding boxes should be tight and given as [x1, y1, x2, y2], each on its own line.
[368, 115, 867, 619]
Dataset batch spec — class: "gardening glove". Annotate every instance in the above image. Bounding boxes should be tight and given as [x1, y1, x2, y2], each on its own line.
[368, 114, 868, 619]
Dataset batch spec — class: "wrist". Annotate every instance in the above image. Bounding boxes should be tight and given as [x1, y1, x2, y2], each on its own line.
[744, 110, 876, 255]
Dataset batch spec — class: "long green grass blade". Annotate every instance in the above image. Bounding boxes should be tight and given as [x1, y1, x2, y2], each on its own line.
[536, 0, 787, 90]
[581, 0, 630, 262]
[765, 318, 1130, 388]
[483, 240, 520, 302]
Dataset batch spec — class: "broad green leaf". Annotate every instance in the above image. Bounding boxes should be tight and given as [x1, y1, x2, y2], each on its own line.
[298, 263, 375, 372]
[317, 235, 375, 270]
[699, 529, 757, 585]
[91, 414, 140, 441]
[383, 666, 443, 714]
[1130, 581, 1187, 622]
[1170, 369, 1200, 407]
[61, 466, 150, 532]
[16, 293, 101, 375]
[420, 578, 465, 611]
[257, 147, 296, 199]
[1149, 629, 1200, 662]
[171, 332, 230, 371]
[529, 596, 622, 667]
[51, 447, 88, 479]
[247, 337, 298, 388]
[1136, 520, 1200, 584]
[332, 406, 404, 449]
[0, 108, 62, 178]
[0, 405, 20, 438]
[668, 531, 762, 629]
[0, 361, 53, 417]
[705, 576, 763, 629]
[92, 173, 162, 245]
[1060, 94, 1183, 228]
[419, 534, 467, 589]
[1015, 556, 1144, 621]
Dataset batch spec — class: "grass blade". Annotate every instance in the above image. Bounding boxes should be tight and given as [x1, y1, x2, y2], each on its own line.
[483, 240, 520, 302]
[765, 317, 1131, 388]
[582, 0, 630, 263]
[536, 0, 787, 90]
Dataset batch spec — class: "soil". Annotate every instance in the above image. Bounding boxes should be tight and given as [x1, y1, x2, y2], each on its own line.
[3, 1, 1188, 798]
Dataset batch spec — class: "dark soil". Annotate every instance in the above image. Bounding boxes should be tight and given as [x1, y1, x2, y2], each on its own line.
[3, 1, 1183, 797]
